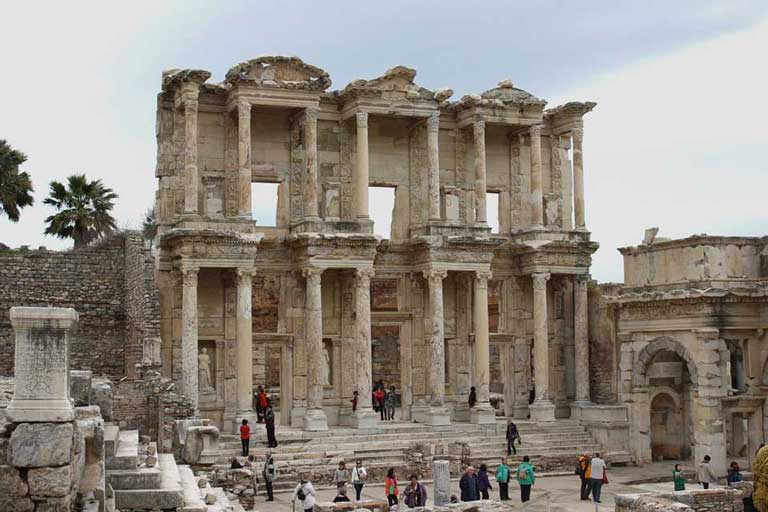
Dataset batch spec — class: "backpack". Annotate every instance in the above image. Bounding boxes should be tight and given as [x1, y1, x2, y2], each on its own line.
[297, 487, 306, 501]
[517, 466, 529, 481]
[575, 462, 583, 476]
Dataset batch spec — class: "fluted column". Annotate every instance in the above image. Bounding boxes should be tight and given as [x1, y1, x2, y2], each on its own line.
[424, 269, 450, 425]
[236, 268, 254, 413]
[427, 113, 441, 221]
[530, 272, 555, 421]
[471, 270, 495, 424]
[237, 101, 252, 218]
[303, 267, 328, 431]
[353, 268, 378, 428]
[304, 107, 320, 220]
[355, 112, 369, 219]
[530, 125, 544, 228]
[473, 116, 487, 224]
[573, 274, 591, 404]
[183, 91, 200, 214]
[181, 267, 199, 412]
[572, 126, 586, 230]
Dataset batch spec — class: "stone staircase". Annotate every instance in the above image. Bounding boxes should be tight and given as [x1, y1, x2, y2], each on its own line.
[206, 419, 626, 491]
[105, 424, 240, 511]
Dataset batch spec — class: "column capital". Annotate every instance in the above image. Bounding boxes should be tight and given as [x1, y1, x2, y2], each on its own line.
[423, 269, 448, 284]
[355, 267, 375, 284]
[473, 116, 486, 133]
[575, 273, 591, 285]
[305, 106, 319, 122]
[302, 266, 324, 284]
[529, 124, 543, 138]
[475, 270, 493, 287]
[355, 111, 368, 128]
[427, 112, 440, 132]
[181, 266, 199, 286]
[237, 100, 251, 116]
[183, 97, 199, 113]
[235, 267, 253, 286]
[572, 126, 584, 145]
[531, 272, 550, 290]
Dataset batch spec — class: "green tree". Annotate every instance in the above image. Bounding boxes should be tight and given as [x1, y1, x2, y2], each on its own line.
[142, 207, 157, 249]
[0, 140, 34, 222]
[43, 174, 118, 247]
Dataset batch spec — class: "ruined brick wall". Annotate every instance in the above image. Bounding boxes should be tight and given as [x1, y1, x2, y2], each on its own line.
[588, 282, 620, 403]
[124, 232, 161, 378]
[372, 325, 400, 388]
[0, 236, 128, 378]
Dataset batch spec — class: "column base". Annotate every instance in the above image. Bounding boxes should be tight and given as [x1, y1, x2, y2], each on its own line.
[232, 411, 259, 434]
[425, 406, 451, 427]
[411, 401, 429, 423]
[570, 400, 594, 421]
[470, 404, 497, 425]
[6, 399, 75, 423]
[529, 400, 556, 422]
[303, 408, 329, 432]
[351, 408, 379, 429]
[512, 403, 530, 420]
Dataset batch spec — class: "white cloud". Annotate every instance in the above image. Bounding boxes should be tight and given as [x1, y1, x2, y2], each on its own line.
[549, 18, 768, 282]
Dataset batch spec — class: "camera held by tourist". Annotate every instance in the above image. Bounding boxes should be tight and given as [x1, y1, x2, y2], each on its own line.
[293, 475, 317, 512]
[673, 463, 686, 491]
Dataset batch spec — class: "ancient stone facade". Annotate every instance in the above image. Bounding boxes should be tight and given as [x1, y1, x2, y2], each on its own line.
[153, 56, 600, 432]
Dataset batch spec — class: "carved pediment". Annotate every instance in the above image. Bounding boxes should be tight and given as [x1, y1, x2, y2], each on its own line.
[162, 69, 212, 92]
[545, 101, 597, 119]
[225, 56, 331, 91]
[337, 65, 452, 104]
[452, 80, 546, 111]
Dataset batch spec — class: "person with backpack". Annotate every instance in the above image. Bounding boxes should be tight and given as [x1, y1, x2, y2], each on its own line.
[589, 453, 606, 503]
[577, 452, 591, 500]
[673, 463, 686, 491]
[351, 459, 368, 501]
[516, 456, 535, 502]
[385, 467, 399, 506]
[728, 461, 743, 484]
[477, 464, 492, 499]
[262, 450, 276, 501]
[506, 420, 520, 455]
[496, 457, 511, 501]
[293, 475, 316, 512]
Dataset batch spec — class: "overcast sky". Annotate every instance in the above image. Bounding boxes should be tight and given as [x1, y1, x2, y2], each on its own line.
[1, 1, 766, 282]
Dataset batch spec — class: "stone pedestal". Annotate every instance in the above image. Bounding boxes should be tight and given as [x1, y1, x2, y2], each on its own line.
[432, 460, 450, 506]
[351, 410, 379, 429]
[470, 405, 497, 425]
[425, 406, 451, 426]
[303, 408, 329, 432]
[529, 401, 556, 422]
[7, 307, 78, 423]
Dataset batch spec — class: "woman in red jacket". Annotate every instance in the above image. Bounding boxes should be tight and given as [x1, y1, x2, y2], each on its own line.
[239, 419, 251, 457]
[385, 467, 399, 506]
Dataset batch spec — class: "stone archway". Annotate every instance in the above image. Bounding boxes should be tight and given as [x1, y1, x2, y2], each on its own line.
[650, 390, 685, 461]
[633, 336, 699, 388]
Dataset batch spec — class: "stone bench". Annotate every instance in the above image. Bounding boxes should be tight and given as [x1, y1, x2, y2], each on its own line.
[315, 499, 390, 512]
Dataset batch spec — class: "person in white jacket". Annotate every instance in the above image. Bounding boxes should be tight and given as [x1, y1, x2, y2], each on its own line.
[293, 475, 317, 511]
[351, 459, 368, 501]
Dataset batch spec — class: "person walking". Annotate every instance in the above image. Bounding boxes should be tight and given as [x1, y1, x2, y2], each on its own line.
[478, 463, 492, 499]
[506, 420, 520, 455]
[264, 405, 278, 448]
[459, 466, 480, 502]
[728, 461, 743, 484]
[577, 452, 592, 500]
[697, 455, 716, 489]
[239, 419, 251, 457]
[334, 461, 349, 496]
[673, 463, 686, 491]
[262, 451, 276, 501]
[351, 390, 359, 412]
[516, 456, 535, 503]
[468, 386, 477, 408]
[385, 468, 399, 506]
[293, 475, 317, 512]
[403, 474, 428, 508]
[255, 386, 265, 422]
[385, 386, 397, 421]
[374, 387, 386, 421]
[496, 457, 511, 501]
[351, 459, 368, 501]
[589, 453, 606, 503]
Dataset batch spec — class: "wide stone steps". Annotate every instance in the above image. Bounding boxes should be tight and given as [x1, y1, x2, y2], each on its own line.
[113, 454, 185, 510]
[106, 429, 139, 470]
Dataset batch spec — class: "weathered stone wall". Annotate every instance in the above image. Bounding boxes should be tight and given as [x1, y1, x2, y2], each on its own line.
[588, 282, 619, 403]
[615, 488, 745, 512]
[124, 232, 161, 378]
[0, 238, 127, 378]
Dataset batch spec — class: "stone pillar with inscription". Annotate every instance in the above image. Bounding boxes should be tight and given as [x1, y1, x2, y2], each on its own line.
[529, 125, 544, 228]
[237, 100, 252, 218]
[355, 112, 370, 219]
[7, 307, 78, 422]
[432, 460, 451, 506]
[303, 267, 328, 431]
[471, 271, 496, 424]
[304, 107, 320, 220]
[234, 268, 255, 429]
[572, 274, 592, 411]
[529, 272, 555, 421]
[353, 268, 378, 429]
[473, 116, 487, 225]
[183, 86, 200, 214]
[427, 112, 441, 221]
[572, 125, 586, 229]
[424, 269, 450, 426]
[181, 267, 200, 413]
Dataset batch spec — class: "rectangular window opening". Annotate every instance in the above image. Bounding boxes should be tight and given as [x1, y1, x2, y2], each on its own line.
[487, 192, 500, 233]
[251, 182, 279, 226]
[369, 186, 395, 240]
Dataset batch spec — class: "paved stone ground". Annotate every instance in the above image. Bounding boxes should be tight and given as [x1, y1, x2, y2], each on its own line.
[248, 462, 732, 511]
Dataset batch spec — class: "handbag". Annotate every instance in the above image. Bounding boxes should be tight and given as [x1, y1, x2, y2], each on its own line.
[602, 471, 609, 485]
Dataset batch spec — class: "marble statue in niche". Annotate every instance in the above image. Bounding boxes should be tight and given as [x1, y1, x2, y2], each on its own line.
[198, 348, 214, 392]
[320, 342, 332, 385]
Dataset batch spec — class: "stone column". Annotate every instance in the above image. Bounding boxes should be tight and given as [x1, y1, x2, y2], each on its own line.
[530, 272, 555, 421]
[6, 307, 78, 422]
[427, 112, 441, 221]
[236, 268, 254, 413]
[473, 116, 487, 224]
[529, 125, 544, 228]
[304, 107, 320, 220]
[471, 271, 496, 424]
[184, 91, 200, 214]
[303, 267, 328, 431]
[237, 100, 252, 218]
[424, 269, 450, 425]
[355, 112, 370, 219]
[353, 268, 378, 428]
[181, 267, 199, 412]
[573, 274, 591, 406]
[572, 126, 586, 230]
[432, 460, 451, 505]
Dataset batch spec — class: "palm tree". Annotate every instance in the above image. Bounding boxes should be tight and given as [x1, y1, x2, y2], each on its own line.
[43, 174, 118, 247]
[0, 140, 34, 222]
